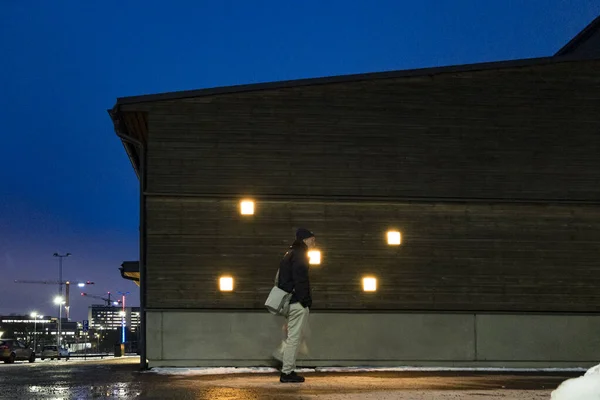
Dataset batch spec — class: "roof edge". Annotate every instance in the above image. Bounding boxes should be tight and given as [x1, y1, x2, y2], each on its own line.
[555, 15, 600, 57]
[115, 55, 565, 106]
[108, 107, 141, 178]
[119, 261, 140, 285]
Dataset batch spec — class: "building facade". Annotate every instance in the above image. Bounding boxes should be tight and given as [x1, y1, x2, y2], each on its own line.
[109, 18, 600, 368]
[0, 315, 78, 351]
[0, 315, 53, 344]
[45, 321, 78, 339]
[89, 305, 141, 332]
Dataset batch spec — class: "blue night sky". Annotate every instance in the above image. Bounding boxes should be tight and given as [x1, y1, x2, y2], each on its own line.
[1, 1, 599, 322]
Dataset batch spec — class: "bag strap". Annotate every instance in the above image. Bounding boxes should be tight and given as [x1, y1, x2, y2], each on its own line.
[275, 249, 295, 287]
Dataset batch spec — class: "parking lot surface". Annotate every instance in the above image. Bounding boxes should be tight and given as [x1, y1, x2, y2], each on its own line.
[0, 357, 580, 399]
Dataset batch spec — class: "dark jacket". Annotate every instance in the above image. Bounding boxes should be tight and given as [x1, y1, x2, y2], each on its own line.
[277, 240, 312, 308]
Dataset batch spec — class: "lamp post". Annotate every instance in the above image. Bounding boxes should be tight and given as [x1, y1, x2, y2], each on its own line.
[53, 253, 71, 297]
[54, 296, 65, 348]
[98, 326, 104, 352]
[53, 253, 71, 319]
[117, 291, 129, 345]
[30, 312, 42, 352]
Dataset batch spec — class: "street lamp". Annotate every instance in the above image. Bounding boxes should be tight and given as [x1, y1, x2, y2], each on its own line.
[118, 291, 129, 344]
[53, 252, 71, 299]
[30, 312, 43, 352]
[53, 252, 71, 322]
[54, 296, 65, 348]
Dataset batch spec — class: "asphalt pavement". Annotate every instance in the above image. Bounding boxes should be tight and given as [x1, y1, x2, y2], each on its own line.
[0, 356, 580, 399]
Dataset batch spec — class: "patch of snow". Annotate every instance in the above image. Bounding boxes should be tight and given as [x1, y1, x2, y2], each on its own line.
[149, 367, 280, 375]
[317, 366, 586, 373]
[551, 363, 600, 400]
[147, 365, 586, 376]
[585, 364, 600, 377]
[69, 356, 117, 363]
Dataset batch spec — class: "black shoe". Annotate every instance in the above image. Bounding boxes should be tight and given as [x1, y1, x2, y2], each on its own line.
[280, 371, 305, 383]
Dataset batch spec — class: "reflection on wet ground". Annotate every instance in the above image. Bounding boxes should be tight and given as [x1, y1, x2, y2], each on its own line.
[0, 357, 580, 399]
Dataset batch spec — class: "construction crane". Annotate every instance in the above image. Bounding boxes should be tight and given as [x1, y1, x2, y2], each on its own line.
[14, 280, 94, 321]
[80, 292, 121, 307]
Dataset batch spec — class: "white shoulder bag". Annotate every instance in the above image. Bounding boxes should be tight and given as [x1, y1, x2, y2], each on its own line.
[264, 269, 292, 316]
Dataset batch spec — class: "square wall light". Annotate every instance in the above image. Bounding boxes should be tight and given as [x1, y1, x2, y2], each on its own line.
[362, 277, 377, 292]
[240, 200, 255, 215]
[308, 250, 321, 265]
[219, 276, 234, 292]
[387, 230, 401, 245]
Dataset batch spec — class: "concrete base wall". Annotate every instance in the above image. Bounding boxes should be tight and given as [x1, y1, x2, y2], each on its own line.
[146, 311, 600, 368]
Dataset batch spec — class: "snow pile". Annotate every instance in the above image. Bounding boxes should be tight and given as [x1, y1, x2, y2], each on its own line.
[551, 363, 600, 400]
[585, 365, 600, 376]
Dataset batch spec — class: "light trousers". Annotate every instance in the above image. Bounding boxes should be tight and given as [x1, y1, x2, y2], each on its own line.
[273, 302, 310, 374]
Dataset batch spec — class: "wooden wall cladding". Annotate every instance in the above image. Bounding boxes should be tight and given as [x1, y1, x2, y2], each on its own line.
[123, 59, 600, 312]
[138, 60, 600, 201]
[145, 197, 600, 312]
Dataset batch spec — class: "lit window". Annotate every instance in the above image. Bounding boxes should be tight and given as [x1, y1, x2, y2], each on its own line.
[363, 277, 377, 292]
[387, 230, 401, 245]
[308, 250, 321, 265]
[219, 276, 234, 291]
[240, 200, 255, 215]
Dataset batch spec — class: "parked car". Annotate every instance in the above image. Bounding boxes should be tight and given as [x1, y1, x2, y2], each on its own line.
[0, 339, 35, 363]
[41, 345, 70, 360]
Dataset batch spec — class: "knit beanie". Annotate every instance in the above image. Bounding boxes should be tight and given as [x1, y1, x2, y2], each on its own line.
[296, 228, 315, 240]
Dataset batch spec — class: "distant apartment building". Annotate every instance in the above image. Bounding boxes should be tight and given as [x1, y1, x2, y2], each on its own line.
[0, 314, 53, 340]
[45, 320, 78, 338]
[1, 314, 53, 327]
[88, 305, 141, 332]
[0, 314, 78, 349]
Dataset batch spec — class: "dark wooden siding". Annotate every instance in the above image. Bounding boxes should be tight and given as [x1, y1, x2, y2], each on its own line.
[124, 59, 600, 312]
[145, 197, 600, 312]
[138, 60, 600, 201]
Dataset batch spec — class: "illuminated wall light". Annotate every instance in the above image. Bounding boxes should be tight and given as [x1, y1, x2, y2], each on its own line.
[362, 277, 377, 292]
[308, 250, 321, 265]
[240, 200, 255, 215]
[387, 230, 401, 245]
[219, 276, 234, 292]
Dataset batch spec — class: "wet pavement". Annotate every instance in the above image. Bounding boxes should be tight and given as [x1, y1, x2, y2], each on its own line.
[0, 356, 581, 399]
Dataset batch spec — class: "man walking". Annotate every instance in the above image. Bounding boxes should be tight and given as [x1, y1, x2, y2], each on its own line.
[274, 228, 315, 383]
